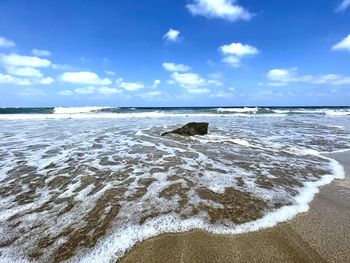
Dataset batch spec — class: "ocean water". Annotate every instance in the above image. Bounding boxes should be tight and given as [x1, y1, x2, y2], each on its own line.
[0, 106, 350, 262]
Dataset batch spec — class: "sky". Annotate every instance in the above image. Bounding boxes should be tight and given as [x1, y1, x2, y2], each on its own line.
[0, 0, 350, 107]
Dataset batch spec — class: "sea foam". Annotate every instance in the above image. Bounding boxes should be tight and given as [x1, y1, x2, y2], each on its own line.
[67, 155, 345, 263]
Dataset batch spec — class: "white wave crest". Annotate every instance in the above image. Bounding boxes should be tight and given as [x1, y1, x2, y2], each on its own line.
[53, 106, 112, 114]
[216, 107, 258, 113]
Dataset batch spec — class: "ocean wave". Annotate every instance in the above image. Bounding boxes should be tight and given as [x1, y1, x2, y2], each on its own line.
[0, 106, 349, 118]
[216, 107, 258, 113]
[53, 106, 112, 114]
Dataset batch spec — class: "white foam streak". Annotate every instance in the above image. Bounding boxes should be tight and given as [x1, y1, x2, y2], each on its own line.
[53, 106, 112, 114]
[70, 157, 345, 263]
[216, 107, 258, 113]
[0, 112, 220, 120]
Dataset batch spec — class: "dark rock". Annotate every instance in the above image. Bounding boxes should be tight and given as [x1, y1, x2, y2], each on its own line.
[161, 122, 209, 136]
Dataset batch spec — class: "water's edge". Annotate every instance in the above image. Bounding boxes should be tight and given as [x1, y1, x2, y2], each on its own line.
[73, 150, 349, 263]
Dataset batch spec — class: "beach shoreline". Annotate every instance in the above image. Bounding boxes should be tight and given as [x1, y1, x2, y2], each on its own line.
[119, 151, 350, 263]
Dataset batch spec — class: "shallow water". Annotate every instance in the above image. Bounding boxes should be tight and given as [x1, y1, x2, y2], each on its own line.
[0, 107, 350, 262]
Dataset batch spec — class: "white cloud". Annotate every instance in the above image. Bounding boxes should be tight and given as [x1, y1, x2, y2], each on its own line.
[171, 72, 206, 87]
[220, 42, 259, 56]
[332, 34, 350, 51]
[207, 79, 223, 86]
[209, 91, 234, 98]
[0, 53, 54, 85]
[32, 49, 51, 57]
[105, 70, 116, 76]
[162, 62, 191, 72]
[221, 55, 241, 67]
[0, 73, 31, 85]
[336, 0, 350, 12]
[267, 68, 296, 81]
[153, 79, 161, 88]
[38, 77, 54, 85]
[98, 86, 121, 95]
[186, 0, 253, 22]
[219, 42, 259, 67]
[0, 53, 51, 67]
[186, 87, 210, 93]
[163, 29, 180, 42]
[208, 72, 222, 79]
[73, 86, 121, 95]
[266, 68, 350, 86]
[60, 71, 112, 85]
[141, 90, 163, 97]
[74, 86, 96, 94]
[119, 81, 145, 91]
[0, 36, 16, 48]
[0, 72, 53, 86]
[51, 63, 73, 70]
[170, 72, 213, 93]
[58, 90, 73, 96]
[5, 66, 43, 78]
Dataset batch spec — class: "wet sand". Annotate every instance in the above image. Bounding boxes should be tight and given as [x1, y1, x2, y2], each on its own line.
[119, 151, 350, 263]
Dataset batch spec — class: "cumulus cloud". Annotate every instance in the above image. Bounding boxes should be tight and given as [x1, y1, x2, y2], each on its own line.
[171, 72, 205, 86]
[163, 29, 180, 42]
[170, 72, 213, 93]
[0, 72, 53, 86]
[153, 79, 161, 88]
[208, 72, 223, 79]
[266, 67, 350, 86]
[98, 86, 121, 95]
[118, 80, 145, 91]
[72, 86, 121, 95]
[58, 90, 73, 96]
[120, 82, 144, 91]
[221, 55, 241, 67]
[336, 0, 350, 12]
[267, 68, 296, 81]
[209, 90, 234, 98]
[74, 86, 96, 94]
[332, 34, 350, 51]
[220, 42, 259, 56]
[140, 90, 163, 97]
[0, 73, 30, 85]
[186, 0, 253, 22]
[207, 79, 223, 86]
[0, 53, 51, 67]
[0, 53, 55, 85]
[5, 66, 43, 78]
[105, 70, 116, 76]
[219, 42, 259, 67]
[38, 77, 54, 85]
[162, 62, 191, 72]
[32, 49, 51, 57]
[60, 71, 112, 85]
[0, 36, 16, 48]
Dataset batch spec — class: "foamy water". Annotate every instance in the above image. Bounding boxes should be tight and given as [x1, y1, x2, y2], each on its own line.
[0, 107, 350, 262]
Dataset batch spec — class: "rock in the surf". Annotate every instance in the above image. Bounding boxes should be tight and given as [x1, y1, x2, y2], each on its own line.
[161, 122, 209, 136]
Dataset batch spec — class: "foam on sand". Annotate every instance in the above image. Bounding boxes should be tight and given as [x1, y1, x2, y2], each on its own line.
[68, 154, 346, 263]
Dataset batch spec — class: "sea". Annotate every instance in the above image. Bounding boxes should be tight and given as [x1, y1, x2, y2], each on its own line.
[0, 106, 350, 262]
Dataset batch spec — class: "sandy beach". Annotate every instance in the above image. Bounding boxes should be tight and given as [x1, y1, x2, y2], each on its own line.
[119, 151, 350, 263]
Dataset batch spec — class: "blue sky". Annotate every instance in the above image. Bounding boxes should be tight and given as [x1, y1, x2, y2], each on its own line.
[0, 0, 350, 107]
